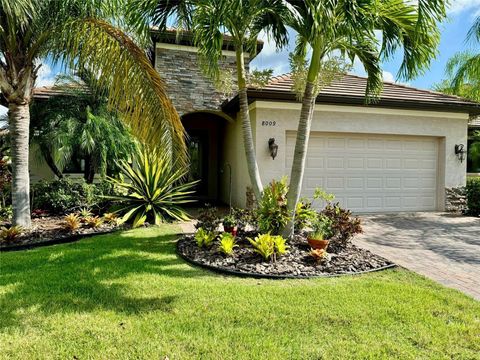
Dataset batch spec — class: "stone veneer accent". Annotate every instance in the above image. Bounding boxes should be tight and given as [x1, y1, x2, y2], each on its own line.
[155, 47, 242, 116]
[445, 187, 467, 213]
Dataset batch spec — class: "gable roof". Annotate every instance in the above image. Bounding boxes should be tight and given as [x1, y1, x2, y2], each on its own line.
[222, 73, 480, 116]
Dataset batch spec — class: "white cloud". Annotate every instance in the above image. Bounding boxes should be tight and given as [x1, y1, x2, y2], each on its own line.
[447, 0, 480, 14]
[382, 71, 395, 83]
[35, 62, 56, 88]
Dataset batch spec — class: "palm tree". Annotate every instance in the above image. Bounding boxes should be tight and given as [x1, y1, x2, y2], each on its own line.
[281, 0, 447, 237]
[30, 72, 137, 183]
[0, 0, 185, 227]
[446, 17, 480, 102]
[135, 0, 291, 200]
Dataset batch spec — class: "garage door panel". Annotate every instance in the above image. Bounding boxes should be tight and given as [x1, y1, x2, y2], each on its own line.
[286, 132, 439, 213]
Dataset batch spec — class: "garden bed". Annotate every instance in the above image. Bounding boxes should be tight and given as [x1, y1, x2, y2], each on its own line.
[177, 233, 395, 278]
[0, 216, 127, 251]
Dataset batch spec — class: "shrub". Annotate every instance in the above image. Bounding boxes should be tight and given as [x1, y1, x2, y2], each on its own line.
[64, 213, 81, 231]
[195, 227, 217, 248]
[222, 214, 237, 229]
[85, 216, 103, 228]
[0, 157, 11, 208]
[256, 177, 290, 235]
[218, 232, 237, 256]
[320, 203, 362, 253]
[78, 207, 93, 220]
[107, 147, 197, 227]
[248, 233, 288, 262]
[103, 213, 118, 225]
[195, 205, 221, 232]
[309, 214, 334, 240]
[294, 198, 317, 232]
[232, 208, 257, 233]
[0, 205, 12, 222]
[466, 177, 480, 216]
[0, 225, 23, 244]
[32, 179, 116, 215]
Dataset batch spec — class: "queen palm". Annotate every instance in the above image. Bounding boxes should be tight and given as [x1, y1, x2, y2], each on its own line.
[0, 0, 185, 227]
[282, 0, 447, 236]
[135, 0, 291, 200]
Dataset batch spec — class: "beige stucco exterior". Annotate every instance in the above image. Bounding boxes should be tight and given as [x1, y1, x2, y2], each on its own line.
[220, 101, 469, 211]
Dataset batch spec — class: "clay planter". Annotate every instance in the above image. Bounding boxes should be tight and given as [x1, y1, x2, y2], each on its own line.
[224, 226, 238, 237]
[307, 238, 330, 250]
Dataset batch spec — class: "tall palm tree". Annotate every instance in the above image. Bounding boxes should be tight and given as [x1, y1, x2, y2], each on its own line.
[281, 0, 447, 237]
[0, 0, 185, 227]
[134, 0, 291, 200]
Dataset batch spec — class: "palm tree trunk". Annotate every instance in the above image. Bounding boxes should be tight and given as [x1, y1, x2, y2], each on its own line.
[9, 102, 32, 228]
[282, 82, 316, 237]
[236, 47, 263, 201]
[282, 41, 323, 238]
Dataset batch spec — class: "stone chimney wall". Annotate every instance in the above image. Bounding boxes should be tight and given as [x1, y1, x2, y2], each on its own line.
[155, 45, 243, 116]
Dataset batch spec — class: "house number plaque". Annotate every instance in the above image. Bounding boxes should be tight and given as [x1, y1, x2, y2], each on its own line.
[261, 121, 277, 126]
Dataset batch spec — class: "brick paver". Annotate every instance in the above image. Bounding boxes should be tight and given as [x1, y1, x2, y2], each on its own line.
[355, 212, 480, 300]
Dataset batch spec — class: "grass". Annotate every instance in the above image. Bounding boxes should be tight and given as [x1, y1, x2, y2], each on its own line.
[0, 226, 479, 359]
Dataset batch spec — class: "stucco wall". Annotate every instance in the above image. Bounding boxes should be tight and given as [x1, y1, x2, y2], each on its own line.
[228, 101, 469, 211]
[219, 110, 254, 208]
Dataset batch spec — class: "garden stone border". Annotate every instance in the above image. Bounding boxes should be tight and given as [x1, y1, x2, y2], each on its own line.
[176, 240, 397, 280]
[0, 227, 126, 252]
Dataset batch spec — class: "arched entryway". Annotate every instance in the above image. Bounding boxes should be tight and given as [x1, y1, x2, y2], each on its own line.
[182, 111, 232, 203]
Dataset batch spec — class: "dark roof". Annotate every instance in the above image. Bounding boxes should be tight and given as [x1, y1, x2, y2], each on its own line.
[223, 73, 480, 116]
[150, 28, 264, 59]
[470, 118, 480, 128]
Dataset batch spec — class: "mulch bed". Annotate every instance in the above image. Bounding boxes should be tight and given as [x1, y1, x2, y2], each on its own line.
[0, 216, 127, 251]
[177, 233, 395, 278]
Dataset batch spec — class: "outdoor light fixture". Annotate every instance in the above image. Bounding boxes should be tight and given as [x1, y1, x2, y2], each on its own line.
[268, 138, 278, 160]
[455, 144, 466, 163]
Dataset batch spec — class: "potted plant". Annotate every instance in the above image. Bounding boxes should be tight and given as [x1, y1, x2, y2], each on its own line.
[307, 214, 334, 250]
[222, 214, 238, 236]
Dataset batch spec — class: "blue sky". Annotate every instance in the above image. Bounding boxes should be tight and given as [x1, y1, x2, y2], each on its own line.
[0, 2, 479, 120]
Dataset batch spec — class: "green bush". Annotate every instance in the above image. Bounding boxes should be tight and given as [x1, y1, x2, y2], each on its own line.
[466, 177, 480, 216]
[195, 228, 217, 248]
[218, 232, 237, 256]
[32, 179, 116, 215]
[256, 177, 290, 235]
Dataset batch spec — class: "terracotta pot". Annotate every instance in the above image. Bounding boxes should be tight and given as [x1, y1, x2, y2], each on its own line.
[224, 226, 237, 237]
[307, 238, 330, 250]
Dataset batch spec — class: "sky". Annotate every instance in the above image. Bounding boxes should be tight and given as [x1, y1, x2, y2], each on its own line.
[1, 1, 479, 121]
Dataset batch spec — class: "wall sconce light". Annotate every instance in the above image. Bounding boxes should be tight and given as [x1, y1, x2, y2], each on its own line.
[268, 138, 278, 160]
[455, 144, 466, 163]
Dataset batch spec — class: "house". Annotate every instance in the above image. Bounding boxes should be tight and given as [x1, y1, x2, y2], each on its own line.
[28, 30, 480, 213]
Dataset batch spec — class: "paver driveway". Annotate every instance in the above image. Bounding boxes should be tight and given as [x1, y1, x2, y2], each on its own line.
[355, 212, 480, 300]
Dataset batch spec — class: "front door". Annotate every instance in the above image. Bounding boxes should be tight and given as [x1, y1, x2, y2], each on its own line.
[187, 130, 209, 198]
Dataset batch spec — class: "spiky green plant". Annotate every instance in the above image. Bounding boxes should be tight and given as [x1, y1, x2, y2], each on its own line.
[195, 227, 217, 248]
[107, 146, 197, 228]
[248, 233, 288, 262]
[218, 232, 237, 256]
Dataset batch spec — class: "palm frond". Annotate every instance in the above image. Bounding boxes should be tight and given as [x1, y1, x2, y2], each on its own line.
[50, 18, 187, 164]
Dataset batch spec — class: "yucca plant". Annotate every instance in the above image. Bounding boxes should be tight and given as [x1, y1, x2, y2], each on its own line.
[218, 232, 237, 256]
[0, 226, 23, 244]
[107, 146, 198, 228]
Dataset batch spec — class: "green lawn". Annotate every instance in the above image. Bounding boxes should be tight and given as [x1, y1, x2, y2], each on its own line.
[0, 226, 479, 359]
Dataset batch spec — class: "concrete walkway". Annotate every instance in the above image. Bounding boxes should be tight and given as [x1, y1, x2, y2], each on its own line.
[355, 212, 480, 300]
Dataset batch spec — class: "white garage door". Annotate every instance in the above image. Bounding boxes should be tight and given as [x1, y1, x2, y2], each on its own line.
[286, 132, 439, 213]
